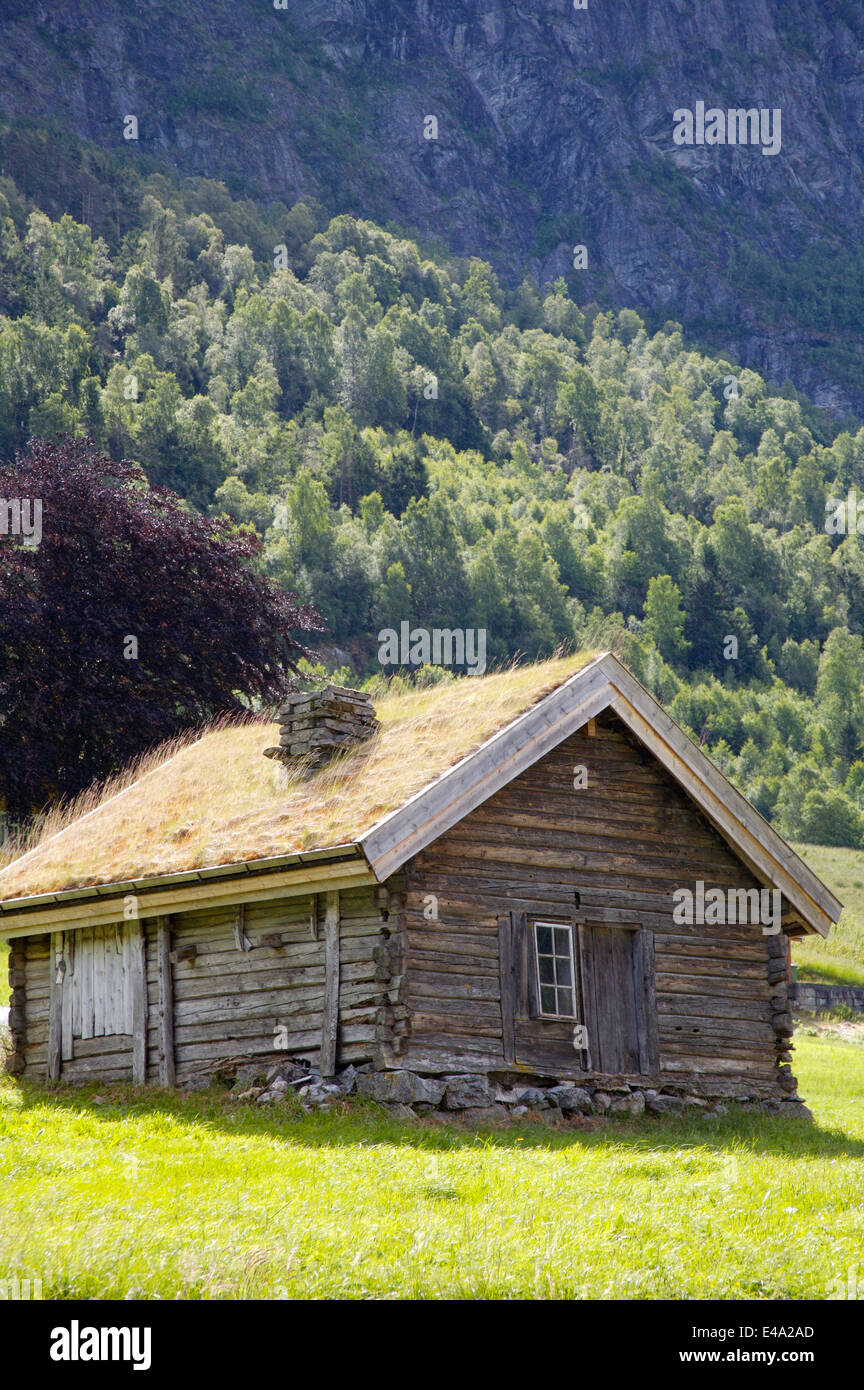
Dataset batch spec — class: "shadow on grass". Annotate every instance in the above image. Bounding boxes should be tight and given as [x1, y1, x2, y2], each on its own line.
[8, 1079, 864, 1162]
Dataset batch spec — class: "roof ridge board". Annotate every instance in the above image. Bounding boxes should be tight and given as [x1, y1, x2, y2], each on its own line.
[363, 652, 608, 842]
[615, 693, 834, 938]
[598, 654, 842, 926]
[360, 656, 612, 879]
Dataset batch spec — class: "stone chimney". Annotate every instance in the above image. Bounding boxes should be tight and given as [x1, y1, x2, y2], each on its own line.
[263, 685, 379, 770]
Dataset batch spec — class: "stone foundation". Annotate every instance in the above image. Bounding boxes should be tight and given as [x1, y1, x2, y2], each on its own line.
[790, 982, 864, 1014]
[221, 1060, 812, 1123]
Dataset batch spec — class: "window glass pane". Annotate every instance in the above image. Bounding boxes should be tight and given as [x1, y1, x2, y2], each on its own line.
[540, 985, 557, 1015]
[534, 921, 577, 1016]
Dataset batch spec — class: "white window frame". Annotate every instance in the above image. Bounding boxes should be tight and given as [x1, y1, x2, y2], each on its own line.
[533, 919, 577, 1020]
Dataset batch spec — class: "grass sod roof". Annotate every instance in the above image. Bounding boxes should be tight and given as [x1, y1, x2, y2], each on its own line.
[0, 652, 596, 903]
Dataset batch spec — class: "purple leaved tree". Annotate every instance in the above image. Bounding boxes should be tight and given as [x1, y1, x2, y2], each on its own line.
[0, 437, 326, 817]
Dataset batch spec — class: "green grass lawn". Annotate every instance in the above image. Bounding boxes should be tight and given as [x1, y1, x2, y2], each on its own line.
[1, 1030, 863, 1300]
[0, 941, 8, 1007]
[1, 841, 863, 1299]
[793, 843, 864, 984]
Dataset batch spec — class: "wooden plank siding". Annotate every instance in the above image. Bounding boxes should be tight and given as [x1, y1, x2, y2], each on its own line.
[162, 886, 387, 1082]
[156, 918, 176, 1087]
[5, 711, 791, 1100]
[11, 885, 392, 1084]
[395, 711, 788, 1096]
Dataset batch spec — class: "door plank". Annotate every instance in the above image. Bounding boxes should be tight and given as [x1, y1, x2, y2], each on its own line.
[157, 917, 176, 1087]
[320, 891, 341, 1076]
[498, 915, 516, 1064]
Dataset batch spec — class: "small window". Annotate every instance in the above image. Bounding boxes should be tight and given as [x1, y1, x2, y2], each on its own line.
[533, 920, 576, 1018]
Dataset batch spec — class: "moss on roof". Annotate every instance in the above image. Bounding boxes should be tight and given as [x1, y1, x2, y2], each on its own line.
[0, 652, 594, 902]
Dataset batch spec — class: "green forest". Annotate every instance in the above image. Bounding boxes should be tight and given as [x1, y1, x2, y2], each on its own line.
[3, 165, 864, 848]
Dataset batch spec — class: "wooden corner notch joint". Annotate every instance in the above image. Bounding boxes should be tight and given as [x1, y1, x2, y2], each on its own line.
[233, 903, 252, 953]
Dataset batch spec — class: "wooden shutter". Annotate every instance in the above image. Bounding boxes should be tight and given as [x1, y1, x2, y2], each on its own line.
[510, 910, 539, 1020]
[575, 921, 593, 1070]
[46, 923, 147, 1083]
[157, 917, 176, 1087]
[65, 922, 141, 1042]
[498, 915, 516, 1064]
[634, 927, 660, 1074]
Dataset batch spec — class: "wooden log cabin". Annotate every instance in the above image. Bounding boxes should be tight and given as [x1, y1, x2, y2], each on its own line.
[0, 653, 841, 1110]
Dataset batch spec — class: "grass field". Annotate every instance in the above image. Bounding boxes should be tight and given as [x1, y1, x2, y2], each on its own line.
[1, 835, 863, 1300]
[1, 841, 863, 1299]
[0, 1029, 862, 1300]
[792, 844, 864, 984]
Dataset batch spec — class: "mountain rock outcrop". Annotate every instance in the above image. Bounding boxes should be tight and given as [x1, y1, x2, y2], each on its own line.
[2, 0, 864, 410]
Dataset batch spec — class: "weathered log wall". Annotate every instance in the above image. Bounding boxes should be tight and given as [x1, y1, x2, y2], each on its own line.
[3, 713, 799, 1101]
[12, 935, 51, 1078]
[160, 886, 386, 1084]
[6, 936, 30, 1076]
[9, 885, 391, 1084]
[392, 712, 794, 1098]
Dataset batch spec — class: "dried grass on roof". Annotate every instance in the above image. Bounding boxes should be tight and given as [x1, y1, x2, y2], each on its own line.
[0, 652, 594, 901]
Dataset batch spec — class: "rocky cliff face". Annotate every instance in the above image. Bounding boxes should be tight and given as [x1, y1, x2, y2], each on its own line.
[2, 0, 864, 412]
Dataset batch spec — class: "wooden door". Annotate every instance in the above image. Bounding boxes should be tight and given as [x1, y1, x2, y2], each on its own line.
[579, 923, 658, 1076]
[499, 912, 590, 1074]
[499, 913, 658, 1078]
[47, 921, 147, 1083]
